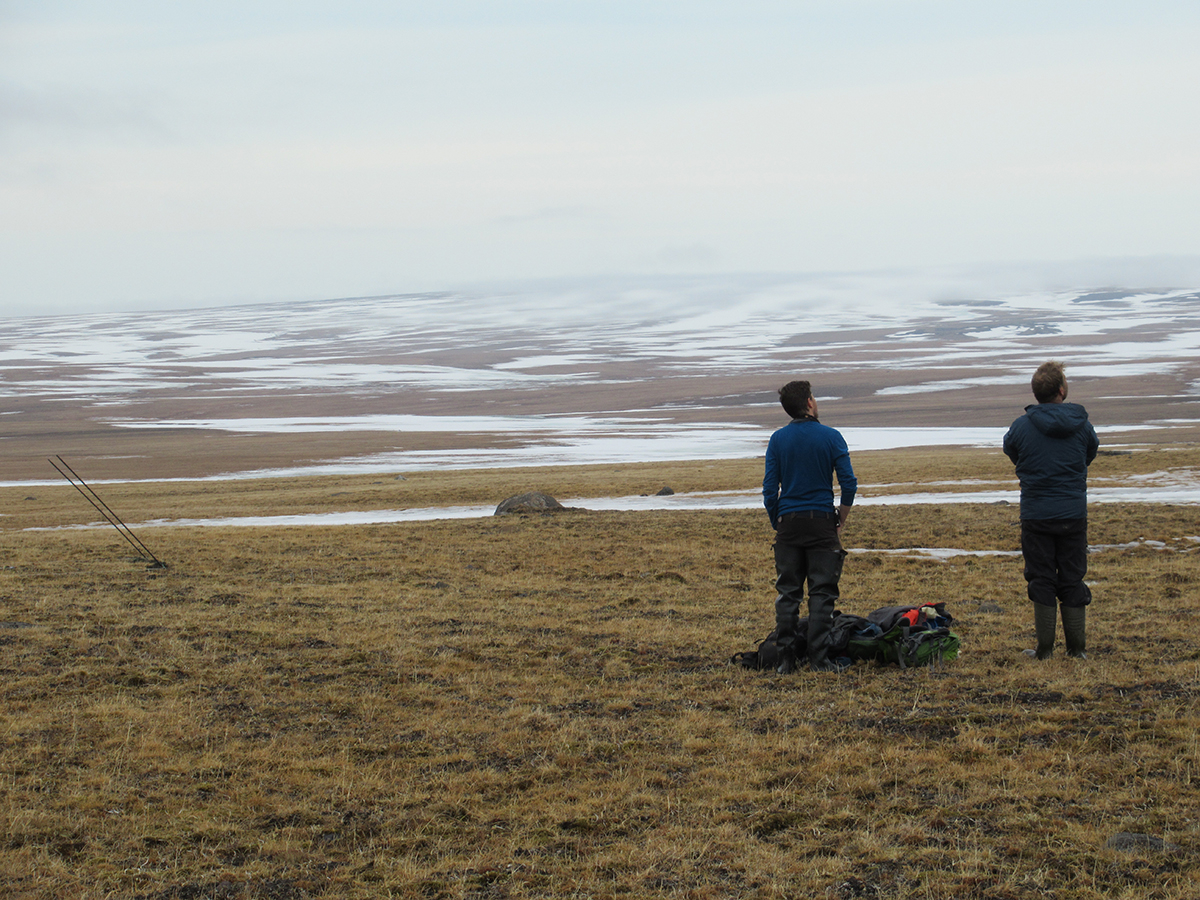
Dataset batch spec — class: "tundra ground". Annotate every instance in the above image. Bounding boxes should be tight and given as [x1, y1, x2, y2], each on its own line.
[1, 449, 1198, 899]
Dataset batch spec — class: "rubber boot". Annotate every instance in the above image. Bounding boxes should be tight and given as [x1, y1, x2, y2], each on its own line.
[1023, 602, 1057, 660]
[773, 532, 807, 676]
[1061, 605, 1087, 659]
[806, 594, 835, 671]
[805, 550, 846, 673]
[772, 593, 800, 674]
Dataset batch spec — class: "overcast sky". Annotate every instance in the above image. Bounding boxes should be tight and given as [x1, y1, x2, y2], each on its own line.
[3, 1, 1200, 316]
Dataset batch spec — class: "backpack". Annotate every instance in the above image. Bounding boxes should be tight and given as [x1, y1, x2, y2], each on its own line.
[730, 629, 790, 671]
[730, 610, 871, 671]
[732, 604, 960, 671]
[846, 604, 961, 668]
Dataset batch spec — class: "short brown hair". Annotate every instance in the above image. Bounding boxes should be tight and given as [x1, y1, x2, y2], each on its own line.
[1031, 361, 1066, 403]
[778, 380, 813, 418]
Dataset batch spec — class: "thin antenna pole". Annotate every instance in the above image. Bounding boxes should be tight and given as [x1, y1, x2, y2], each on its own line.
[49, 457, 166, 568]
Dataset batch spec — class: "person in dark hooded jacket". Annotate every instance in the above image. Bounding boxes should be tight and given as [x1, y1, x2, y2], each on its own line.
[1003, 361, 1099, 659]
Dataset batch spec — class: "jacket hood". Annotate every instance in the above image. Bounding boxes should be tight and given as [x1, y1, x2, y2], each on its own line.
[1025, 402, 1090, 439]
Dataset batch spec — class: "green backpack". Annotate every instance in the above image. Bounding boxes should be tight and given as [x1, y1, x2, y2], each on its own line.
[846, 604, 961, 668]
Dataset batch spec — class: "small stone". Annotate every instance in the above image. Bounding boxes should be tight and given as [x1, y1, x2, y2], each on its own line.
[1105, 832, 1180, 853]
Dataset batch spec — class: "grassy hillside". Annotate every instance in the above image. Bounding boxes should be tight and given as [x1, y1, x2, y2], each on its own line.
[1, 450, 1198, 898]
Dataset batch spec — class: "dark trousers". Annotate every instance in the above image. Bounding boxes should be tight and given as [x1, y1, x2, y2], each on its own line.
[1021, 518, 1091, 609]
[773, 516, 845, 666]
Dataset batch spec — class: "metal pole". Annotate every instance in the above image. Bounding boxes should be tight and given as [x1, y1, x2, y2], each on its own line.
[49, 457, 167, 568]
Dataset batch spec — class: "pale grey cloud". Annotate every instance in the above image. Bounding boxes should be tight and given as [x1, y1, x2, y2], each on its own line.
[3, 1, 1200, 314]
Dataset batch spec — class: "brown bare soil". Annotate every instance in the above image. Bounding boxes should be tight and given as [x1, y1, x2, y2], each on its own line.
[2, 449, 1199, 898]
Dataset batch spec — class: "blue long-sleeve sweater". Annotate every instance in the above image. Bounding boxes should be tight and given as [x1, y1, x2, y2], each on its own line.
[763, 418, 857, 530]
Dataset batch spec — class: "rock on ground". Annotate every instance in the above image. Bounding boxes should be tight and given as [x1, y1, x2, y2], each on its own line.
[494, 492, 565, 516]
[1105, 832, 1180, 853]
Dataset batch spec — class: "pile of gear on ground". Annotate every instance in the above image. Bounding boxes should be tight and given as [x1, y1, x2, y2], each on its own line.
[731, 603, 961, 673]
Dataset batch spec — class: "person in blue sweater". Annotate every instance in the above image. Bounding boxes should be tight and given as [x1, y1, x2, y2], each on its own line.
[763, 380, 857, 673]
[1003, 361, 1099, 659]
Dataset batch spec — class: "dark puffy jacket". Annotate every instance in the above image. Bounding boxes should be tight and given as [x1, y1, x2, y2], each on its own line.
[1003, 402, 1099, 520]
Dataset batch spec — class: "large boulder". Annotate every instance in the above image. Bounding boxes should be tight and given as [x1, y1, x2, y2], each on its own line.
[494, 491, 565, 516]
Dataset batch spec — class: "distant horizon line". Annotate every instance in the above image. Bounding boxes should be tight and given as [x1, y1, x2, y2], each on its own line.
[7, 256, 1200, 321]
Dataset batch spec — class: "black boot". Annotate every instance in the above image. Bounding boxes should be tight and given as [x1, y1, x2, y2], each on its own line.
[1062, 605, 1087, 659]
[1023, 602, 1057, 660]
[772, 593, 800, 674]
[805, 550, 845, 673]
[806, 597, 835, 671]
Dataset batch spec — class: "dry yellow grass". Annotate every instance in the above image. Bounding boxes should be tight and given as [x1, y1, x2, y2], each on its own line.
[1, 448, 1198, 898]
